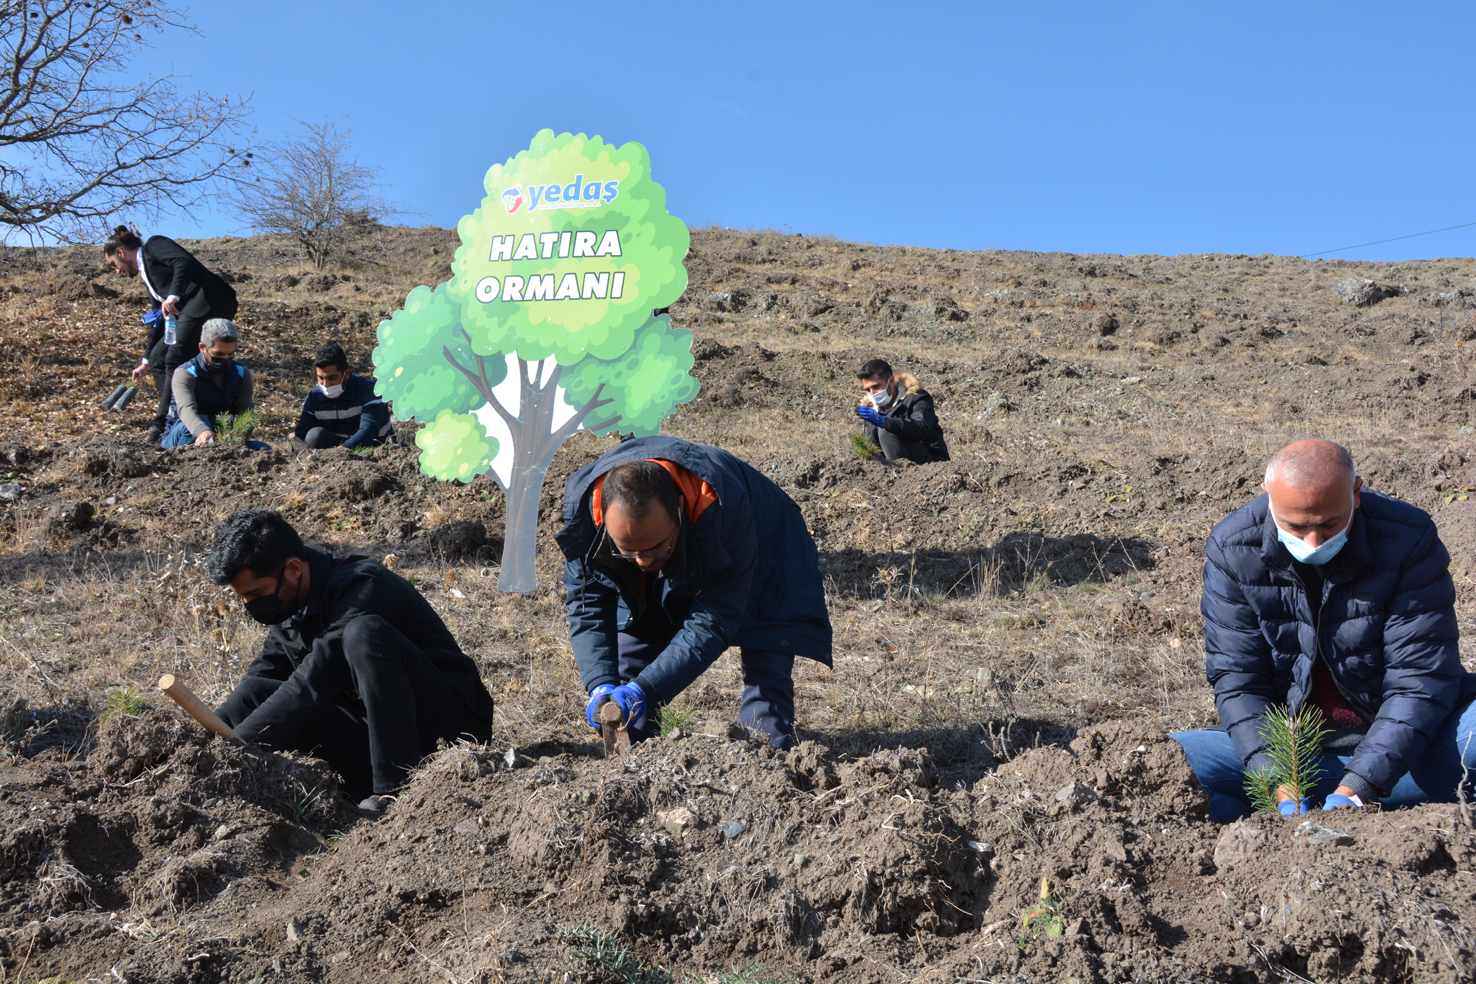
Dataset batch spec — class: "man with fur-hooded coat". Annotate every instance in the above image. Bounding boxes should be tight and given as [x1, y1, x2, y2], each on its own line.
[854, 358, 950, 464]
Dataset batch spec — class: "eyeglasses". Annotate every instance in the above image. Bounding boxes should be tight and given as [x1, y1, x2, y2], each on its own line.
[609, 524, 679, 562]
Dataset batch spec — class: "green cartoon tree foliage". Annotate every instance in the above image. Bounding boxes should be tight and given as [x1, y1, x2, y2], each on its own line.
[374, 131, 696, 592]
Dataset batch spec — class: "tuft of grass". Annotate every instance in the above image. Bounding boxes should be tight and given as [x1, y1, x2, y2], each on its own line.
[99, 684, 145, 723]
[1244, 703, 1329, 814]
[655, 700, 699, 737]
[690, 968, 798, 984]
[215, 409, 260, 446]
[849, 432, 881, 459]
[557, 924, 670, 984]
[276, 778, 331, 826]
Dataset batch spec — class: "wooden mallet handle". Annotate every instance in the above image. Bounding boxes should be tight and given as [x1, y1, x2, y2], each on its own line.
[157, 674, 241, 743]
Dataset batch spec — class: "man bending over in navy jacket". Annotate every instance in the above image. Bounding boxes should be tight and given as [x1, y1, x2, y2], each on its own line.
[1174, 439, 1476, 821]
[291, 343, 393, 451]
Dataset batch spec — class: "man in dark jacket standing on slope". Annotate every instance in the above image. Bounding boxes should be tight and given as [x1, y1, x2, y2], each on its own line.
[854, 359, 950, 464]
[209, 509, 494, 812]
[1173, 439, 1476, 822]
[557, 437, 833, 750]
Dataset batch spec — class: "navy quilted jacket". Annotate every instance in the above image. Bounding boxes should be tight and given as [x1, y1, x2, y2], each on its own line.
[1203, 489, 1473, 796]
[556, 437, 833, 705]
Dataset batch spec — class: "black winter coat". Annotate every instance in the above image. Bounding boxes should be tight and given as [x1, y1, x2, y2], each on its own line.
[223, 548, 493, 746]
[861, 372, 950, 463]
[556, 437, 833, 705]
[1202, 489, 1474, 795]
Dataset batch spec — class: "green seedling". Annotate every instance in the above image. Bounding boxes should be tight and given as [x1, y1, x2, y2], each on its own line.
[1022, 876, 1067, 938]
[215, 409, 260, 446]
[849, 432, 881, 459]
[1444, 485, 1476, 505]
[1105, 484, 1133, 503]
[656, 700, 699, 737]
[100, 685, 145, 723]
[1243, 703, 1329, 814]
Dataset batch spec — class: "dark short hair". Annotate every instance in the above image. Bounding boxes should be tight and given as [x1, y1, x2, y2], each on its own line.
[857, 359, 893, 380]
[208, 509, 306, 585]
[313, 343, 348, 371]
[603, 461, 680, 524]
[103, 225, 143, 256]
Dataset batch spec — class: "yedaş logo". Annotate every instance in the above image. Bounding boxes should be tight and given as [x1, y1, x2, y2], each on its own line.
[499, 174, 620, 213]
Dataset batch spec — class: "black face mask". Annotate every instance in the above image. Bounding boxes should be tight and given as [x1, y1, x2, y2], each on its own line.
[204, 353, 234, 373]
[243, 569, 301, 625]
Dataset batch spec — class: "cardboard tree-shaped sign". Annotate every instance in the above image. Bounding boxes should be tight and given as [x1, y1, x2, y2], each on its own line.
[373, 130, 697, 592]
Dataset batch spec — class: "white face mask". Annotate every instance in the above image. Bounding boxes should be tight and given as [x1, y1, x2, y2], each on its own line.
[319, 382, 345, 399]
[1272, 494, 1355, 566]
[870, 385, 894, 410]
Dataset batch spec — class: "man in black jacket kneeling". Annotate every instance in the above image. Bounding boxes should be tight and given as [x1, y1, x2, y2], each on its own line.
[209, 509, 494, 812]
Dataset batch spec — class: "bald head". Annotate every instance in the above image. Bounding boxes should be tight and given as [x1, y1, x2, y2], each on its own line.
[1264, 440, 1355, 490]
[1262, 440, 1362, 548]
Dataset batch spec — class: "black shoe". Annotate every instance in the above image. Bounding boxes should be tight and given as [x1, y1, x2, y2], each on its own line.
[357, 794, 396, 815]
[145, 424, 163, 442]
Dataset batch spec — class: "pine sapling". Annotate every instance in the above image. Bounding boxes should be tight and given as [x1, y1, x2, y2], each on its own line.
[1243, 702, 1329, 814]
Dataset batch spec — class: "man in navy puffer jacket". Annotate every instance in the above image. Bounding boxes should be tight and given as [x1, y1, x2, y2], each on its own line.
[1174, 439, 1476, 822]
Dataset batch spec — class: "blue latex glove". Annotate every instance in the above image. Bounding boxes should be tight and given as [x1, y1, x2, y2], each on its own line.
[1322, 793, 1366, 811]
[609, 682, 648, 731]
[584, 684, 616, 730]
[141, 309, 164, 327]
[1277, 798, 1311, 817]
[855, 405, 887, 428]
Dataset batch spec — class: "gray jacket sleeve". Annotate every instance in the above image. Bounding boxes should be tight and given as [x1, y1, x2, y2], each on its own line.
[171, 365, 212, 437]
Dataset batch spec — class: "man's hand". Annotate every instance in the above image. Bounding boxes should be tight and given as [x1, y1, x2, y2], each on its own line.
[194, 430, 214, 446]
[855, 406, 886, 429]
[1275, 784, 1310, 817]
[608, 682, 648, 730]
[584, 684, 617, 730]
[161, 296, 181, 316]
[1277, 798, 1311, 817]
[1323, 786, 1366, 810]
[131, 361, 149, 382]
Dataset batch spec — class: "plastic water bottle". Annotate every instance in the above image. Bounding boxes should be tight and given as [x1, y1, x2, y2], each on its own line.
[164, 315, 177, 345]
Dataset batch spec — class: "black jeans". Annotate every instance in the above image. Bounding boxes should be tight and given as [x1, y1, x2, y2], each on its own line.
[304, 427, 346, 449]
[618, 608, 797, 750]
[216, 615, 491, 797]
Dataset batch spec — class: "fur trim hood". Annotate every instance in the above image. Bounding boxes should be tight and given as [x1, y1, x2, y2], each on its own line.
[896, 371, 926, 396]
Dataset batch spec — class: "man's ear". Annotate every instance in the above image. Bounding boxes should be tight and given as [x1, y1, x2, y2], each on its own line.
[1353, 477, 1364, 507]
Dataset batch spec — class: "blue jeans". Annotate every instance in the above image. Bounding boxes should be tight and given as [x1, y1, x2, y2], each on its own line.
[160, 418, 269, 451]
[1173, 697, 1476, 822]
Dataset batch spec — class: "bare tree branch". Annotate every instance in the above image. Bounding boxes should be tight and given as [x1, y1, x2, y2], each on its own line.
[228, 117, 395, 269]
[0, 1, 253, 242]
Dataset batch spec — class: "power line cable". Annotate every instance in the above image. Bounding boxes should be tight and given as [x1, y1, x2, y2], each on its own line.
[1299, 221, 1476, 259]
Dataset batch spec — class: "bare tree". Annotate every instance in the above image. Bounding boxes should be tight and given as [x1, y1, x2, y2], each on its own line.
[229, 119, 395, 269]
[0, 1, 252, 242]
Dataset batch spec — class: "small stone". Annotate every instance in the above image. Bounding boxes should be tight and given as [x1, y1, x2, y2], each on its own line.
[1092, 311, 1119, 335]
[657, 807, 695, 836]
[1331, 278, 1398, 307]
[971, 667, 995, 689]
[212, 824, 237, 842]
[722, 820, 747, 839]
[0, 483, 23, 502]
[453, 818, 479, 835]
[793, 853, 806, 866]
[503, 748, 528, 770]
[1065, 918, 1090, 938]
[1293, 821, 1354, 847]
[102, 495, 117, 506]
[967, 840, 995, 856]
[286, 918, 307, 943]
[1214, 820, 1267, 869]
[1121, 375, 1142, 385]
[537, 755, 554, 765]
[1054, 781, 1098, 805]
[668, 727, 683, 740]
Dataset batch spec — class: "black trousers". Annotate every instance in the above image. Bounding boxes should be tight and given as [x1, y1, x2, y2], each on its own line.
[152, 299, 238, 430]
[618, 608, 797, 750]
[216, 615, 491, 797]
[304, 427, 346, 449]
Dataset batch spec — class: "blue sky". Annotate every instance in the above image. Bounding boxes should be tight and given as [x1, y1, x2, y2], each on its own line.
[159, 1, 1476, 262]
